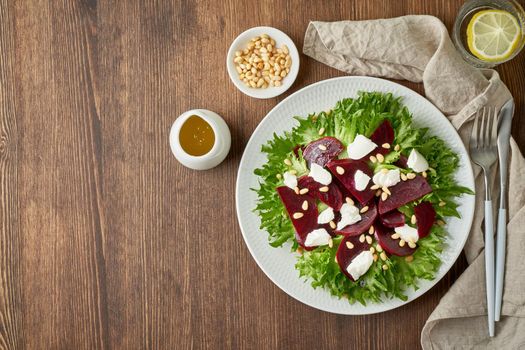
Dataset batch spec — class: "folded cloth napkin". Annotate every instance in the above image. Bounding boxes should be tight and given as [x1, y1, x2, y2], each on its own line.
[304, 15, 525, 349]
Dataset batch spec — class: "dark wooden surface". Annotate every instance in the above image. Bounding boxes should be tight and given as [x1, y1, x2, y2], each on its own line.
[0, 0, 524, 349]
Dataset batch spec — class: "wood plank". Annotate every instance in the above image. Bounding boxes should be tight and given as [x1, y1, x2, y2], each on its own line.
[13, 0, 107, 348]
[0, 0, 22, 348]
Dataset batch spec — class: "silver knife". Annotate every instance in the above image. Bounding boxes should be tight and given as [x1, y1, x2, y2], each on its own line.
[494, 98, 514, 321]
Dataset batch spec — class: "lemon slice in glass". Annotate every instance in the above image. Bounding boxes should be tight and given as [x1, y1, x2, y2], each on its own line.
[467, 9, 522, 62]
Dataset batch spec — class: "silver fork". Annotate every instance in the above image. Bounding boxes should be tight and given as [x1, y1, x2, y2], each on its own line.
[469, 107, 498, 337]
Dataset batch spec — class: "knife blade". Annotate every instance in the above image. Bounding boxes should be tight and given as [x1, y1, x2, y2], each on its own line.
[494, 98, 514, 321]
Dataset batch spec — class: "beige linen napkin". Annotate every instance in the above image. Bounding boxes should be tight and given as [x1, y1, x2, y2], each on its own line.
[304, 16, 525, 349]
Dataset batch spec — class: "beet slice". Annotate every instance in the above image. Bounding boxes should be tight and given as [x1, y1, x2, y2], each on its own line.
[336, 235, 371, 281]
[326, 159, 375, 205]
[303, 137, 344, 167]
[335, 202, 378, 236]
[374, 222, 416, 257]
[276, 186, 318, 250]
[298, 176, 343, 210]
[292, 145, 304, 158]
[380, 209, 406, 228]
[414, 201, 436, 238]
[378, 176, 432, 214]
[395, 154, 409, 168]
[370, 120, 394, 155]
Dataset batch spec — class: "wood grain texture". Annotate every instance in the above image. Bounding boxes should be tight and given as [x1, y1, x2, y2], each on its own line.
[0, 0, 523, 349]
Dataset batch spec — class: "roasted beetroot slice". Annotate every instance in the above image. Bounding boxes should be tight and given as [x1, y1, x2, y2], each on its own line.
[326, 159, 375, 205]
[298, 176, 343, 210]
[303, 137, 344, 167]
[276, 186, 318, 249]
[378, 176, 432, 214]
[292, 145, 304, 158]
[414, 201, 436, 238]
[336, 235, 370, 281]
[370, 120, 394, 155]
[380, 209, 406, 228]
[335, 202, 378, 236]
[395, 154, 409, 168]
[374, 222, 416, 257]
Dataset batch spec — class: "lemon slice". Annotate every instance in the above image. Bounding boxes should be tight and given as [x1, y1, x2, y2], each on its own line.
[467, 9, 522, 62]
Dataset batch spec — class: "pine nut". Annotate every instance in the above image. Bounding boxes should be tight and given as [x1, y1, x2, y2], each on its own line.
[299, 188, 309, 195]
[360, 206, 369, 214]
[276, 174, 282, 179]
[284, 159, 292, 166]
[439, 201, 446, 207]
[328, 238, 333, 248]
[336, 166, 345, 175]
[381, 168, 389, 174]
[376, 154, 385, 163]
[376, 189, 382, 197]
[394, 144, 400, 151]
[329, 221, 336, 229]
[345, 197, 354, 205]
[401, 173, 408, 181]
[399, 239, 406, 247]
[411, 215, 417, 225]
[369, 226, 375, 234]
[373, 254, 378, 262]
[376, 244, 383, 252]
[346, 241, 354, 249]
[382, 264, 389, 271]
[318, 127, 325, 136]
[370, 246, 375, 253]
[370, 184, 380, 190]
[365, 235, 372, 244]
[380, 252, 387, 261]
[422, 171, 427, 178]
[294, 187, 300, 195]
[359, 234, 365, 243]
[319, 186, 329, 192]
[318, 144, 327, 151]
[382, 143, 391, 149]
[405, 255, 414, 262]
[369, 155, 377, 163]
[408, 241, 417, 248]
[293, 212, 303, 219]
[381, 192, 388, 201]
[406, 173, 416, 179]
[391, 233, 400, 239]
[233, 34, 292, 89]
[382, 186, 391, 195]
[289, 169, 297, 175]
[302, 200, 308, 211]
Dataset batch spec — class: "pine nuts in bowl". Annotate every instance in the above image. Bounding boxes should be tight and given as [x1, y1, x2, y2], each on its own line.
[227, 27, 300, 99]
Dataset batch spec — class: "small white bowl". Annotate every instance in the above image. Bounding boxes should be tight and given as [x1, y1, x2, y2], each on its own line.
[169, 109, 231, 170]
[226, 26, 300, 99]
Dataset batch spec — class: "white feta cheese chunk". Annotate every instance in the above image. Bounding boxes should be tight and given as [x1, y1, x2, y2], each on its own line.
[346, 250, 374, 280]
[304, 228, 331, 247]
[372, 168, 401, 188]
[394, 224, 419, 243]
[407, 149, 429, 173]
[354, 170, 371, 191]
[317, 207, 335, 224]
[347, 134, 378, 160]
[283, 171, 297, 189]
[336, 203, 361, 230]
[308, 163, 332, 185]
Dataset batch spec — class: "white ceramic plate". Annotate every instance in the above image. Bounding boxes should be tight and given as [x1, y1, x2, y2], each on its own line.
[235, 76, 475, 315]
[226, 26, 300, 99]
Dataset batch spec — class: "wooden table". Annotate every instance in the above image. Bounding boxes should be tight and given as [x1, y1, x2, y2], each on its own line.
[1, 0, 524, 349]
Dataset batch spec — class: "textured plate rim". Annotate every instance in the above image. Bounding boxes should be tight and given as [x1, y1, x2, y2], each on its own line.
[235, 76, 475, 315]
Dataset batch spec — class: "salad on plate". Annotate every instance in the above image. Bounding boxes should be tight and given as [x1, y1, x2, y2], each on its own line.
[253, 91, 473, 304]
